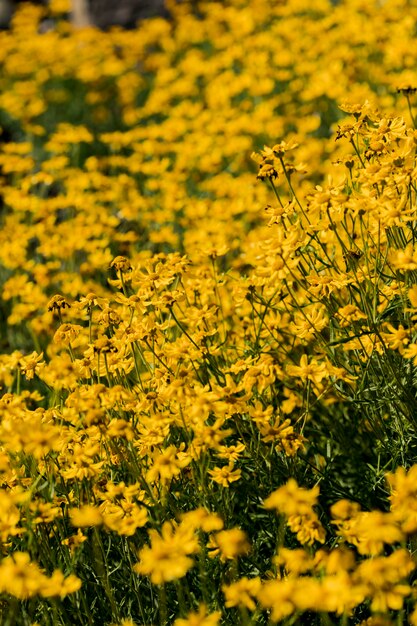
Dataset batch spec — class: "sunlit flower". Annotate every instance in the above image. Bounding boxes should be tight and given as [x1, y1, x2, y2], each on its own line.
[208, 463, 242, 487]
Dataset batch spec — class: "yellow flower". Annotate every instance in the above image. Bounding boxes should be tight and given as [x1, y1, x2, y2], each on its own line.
[40, 570, 82, 598]
[70, 505, 103, 527]
[408, 607, 417, 626]
[257, 579, 296, 622]
[314, 547, 356, 575]
[146, 445, 191, 485]
[208, 528, 250, 561]
[208, 463, 242, 487]
[53, 323, 83, 345]
[62, 449, 105, 480]
[354, 549, 414, 612]
[173, 604, 221, 626]
[180, 508, 224, 533]
[287, 513, 326, 546]
[264, 478, 320, 517]
[381, 323, 409, 352]
[336, 304, 367, 327]
[223, 577, 261, 611]
[354, 511, 404, 555]
[100, 501, 148, 536]
[216, 443, 246, 461]
[274, 548, 314, 576]
[330, 499, 361, 521]
[332, 500, 404, 554]
[389, 244, 417, 271]
[0, 490, 21, 541]
[110, 256, 133, 272]
[0, 553, 45, 599]
[134, 520, 199, 584]
[291, 573, 365, 615]
[286, 355, 328, 384]
[388, 464, 417, 533]
[0, 552, 81, 600]
[61, 529, 87, 554]
[49, 0, 70, 14]
[292, 304, 328, 340]
[402, 343, 417, 366]
[47, 294, 71, 313]
[0, 410, 62, 459]
[19, 351, 44, 380]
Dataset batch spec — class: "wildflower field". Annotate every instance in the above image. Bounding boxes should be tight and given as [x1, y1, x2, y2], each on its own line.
[4, 0, 417, 624]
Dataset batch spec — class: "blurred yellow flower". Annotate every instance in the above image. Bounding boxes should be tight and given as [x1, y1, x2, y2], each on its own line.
[173, 604, 221, 626]
[208, 528, 250, 561]
[70, 505, 103, 527]
[134, 520, 199, 584]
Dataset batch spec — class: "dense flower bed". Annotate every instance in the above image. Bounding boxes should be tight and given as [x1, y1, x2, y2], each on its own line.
[2, 1, 417, 624]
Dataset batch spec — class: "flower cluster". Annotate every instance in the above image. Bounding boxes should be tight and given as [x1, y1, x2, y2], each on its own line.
[1, 0, 417, 624]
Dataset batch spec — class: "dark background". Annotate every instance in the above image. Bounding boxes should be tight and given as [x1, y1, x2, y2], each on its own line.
[0, 0, 170, 29]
